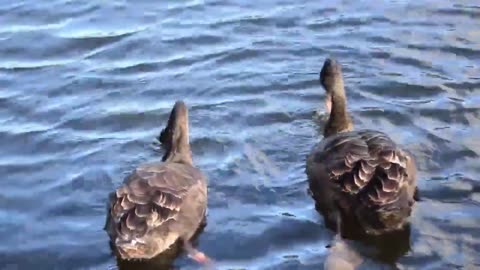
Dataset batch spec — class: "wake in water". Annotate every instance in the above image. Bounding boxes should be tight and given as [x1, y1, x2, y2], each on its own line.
[324, 213, 364, 270]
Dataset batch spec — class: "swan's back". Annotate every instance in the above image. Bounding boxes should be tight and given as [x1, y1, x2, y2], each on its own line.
[106, 162, 207, 259]
[307, 129, 417, 234]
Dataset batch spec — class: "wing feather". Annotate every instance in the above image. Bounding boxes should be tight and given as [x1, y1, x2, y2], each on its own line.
[108, 162, 204, 242]
[314, 130, 413, 205]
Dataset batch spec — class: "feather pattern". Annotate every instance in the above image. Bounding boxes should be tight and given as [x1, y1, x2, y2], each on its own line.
[307, 129, 417, 234]
[313, 130, 411, 201]
[106, 162, 207, 258]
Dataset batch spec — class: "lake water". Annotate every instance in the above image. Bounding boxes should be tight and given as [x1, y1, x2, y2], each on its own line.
[1, 0, 479, 269]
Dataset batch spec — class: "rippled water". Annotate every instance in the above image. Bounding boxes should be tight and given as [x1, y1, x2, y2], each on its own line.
[1, 0, 479, 269]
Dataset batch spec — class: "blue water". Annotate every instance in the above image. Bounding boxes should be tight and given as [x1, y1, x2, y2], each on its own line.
[1, 0, 479, 269]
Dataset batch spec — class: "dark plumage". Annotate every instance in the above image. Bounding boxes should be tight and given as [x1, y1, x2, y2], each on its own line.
[307, 59, 418, 235]
[105, 101, 208, 260]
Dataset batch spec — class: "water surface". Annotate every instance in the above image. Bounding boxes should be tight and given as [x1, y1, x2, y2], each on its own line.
[1, 0, 479, 269]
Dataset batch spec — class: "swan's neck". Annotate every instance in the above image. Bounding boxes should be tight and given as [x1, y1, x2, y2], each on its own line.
[163, 133, 192, 165]
[162, 119, 193, 165]
[324, 93, 353, 137]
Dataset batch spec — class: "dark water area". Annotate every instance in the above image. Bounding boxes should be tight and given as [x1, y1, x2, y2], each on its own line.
[1, 0, 479, 269]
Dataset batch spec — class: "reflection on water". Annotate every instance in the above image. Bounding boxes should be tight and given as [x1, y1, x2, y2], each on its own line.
[1, 0, 479, 269]
[116, 247, 180, 270]
[324, 234, 363, 270]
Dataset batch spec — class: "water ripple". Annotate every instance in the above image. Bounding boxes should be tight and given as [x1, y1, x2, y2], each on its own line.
[1, 0, 480, 269]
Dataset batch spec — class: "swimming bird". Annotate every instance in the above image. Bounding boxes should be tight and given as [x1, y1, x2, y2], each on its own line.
[306, 58, 418, 235]
[105, 101, 210, 265]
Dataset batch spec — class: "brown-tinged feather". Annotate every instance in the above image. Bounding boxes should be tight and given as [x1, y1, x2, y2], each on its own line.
[145, 208, 159, 227]
[386, 164, 402, 182]
[134, 204, 151, 218]
[365, 159, 379, 168]
[153, 205, 173, 221]
[118, 217, 134, 238]
[360, 160, 376, 175]
[375, 187, 397, 204]
[343, 177, 357, 193]
[116, 186, 129, 198]
[120, 196, 135, 210]
[127, 178, 150, 196]
[353, 173, 366, 188]
[126, 212, 142, 230]
[126, 193, 149, 205]
[357, 170, 370, 184]
[345, 154, 357, 168]
[382, 178, 399, 192]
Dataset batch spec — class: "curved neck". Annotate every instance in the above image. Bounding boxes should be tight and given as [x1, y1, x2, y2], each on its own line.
[160, 104, 193, 165]
[324, 90, 353, 137]
[163, 127, 192, 165]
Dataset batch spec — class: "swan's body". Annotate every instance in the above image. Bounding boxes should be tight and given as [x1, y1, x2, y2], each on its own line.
[105, 101, 209, 262]
[307, 59, 418, 235]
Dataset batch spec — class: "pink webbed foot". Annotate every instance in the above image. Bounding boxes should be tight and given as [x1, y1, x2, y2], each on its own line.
[183, 239, 214, 269]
